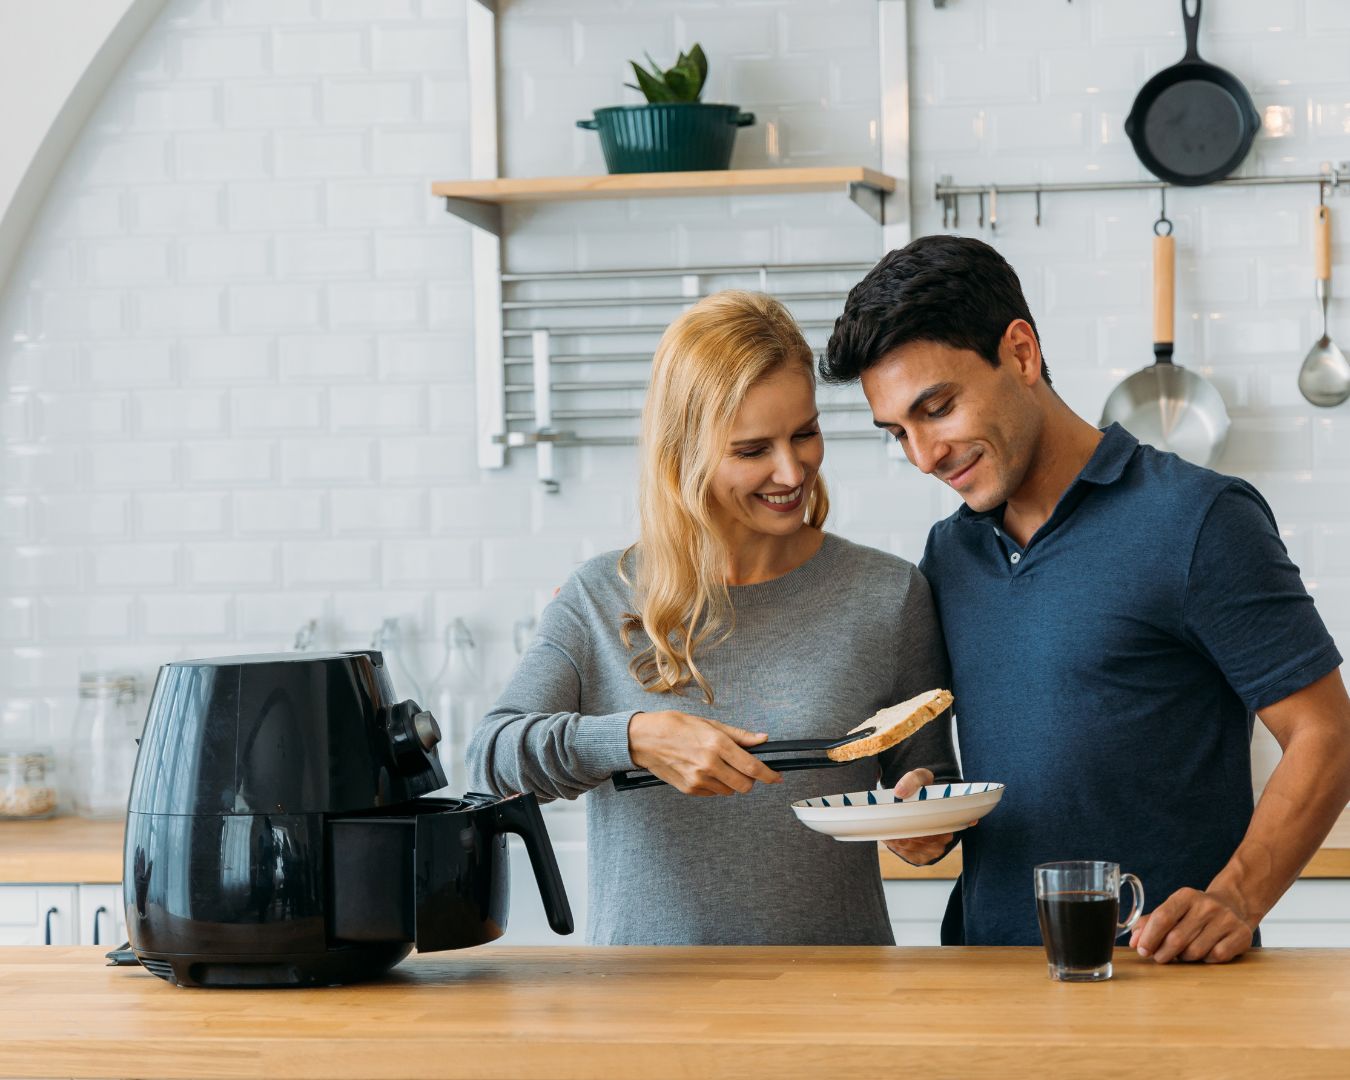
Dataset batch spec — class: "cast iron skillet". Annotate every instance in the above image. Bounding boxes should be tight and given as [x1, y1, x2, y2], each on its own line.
[1124, 0, 1260, 186]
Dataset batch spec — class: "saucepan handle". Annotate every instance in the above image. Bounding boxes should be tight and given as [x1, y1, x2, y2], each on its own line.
[1153, 231, 1175, 363]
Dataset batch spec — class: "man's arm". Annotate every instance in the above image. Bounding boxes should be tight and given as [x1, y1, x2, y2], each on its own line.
[1131, 667, 1350, 963]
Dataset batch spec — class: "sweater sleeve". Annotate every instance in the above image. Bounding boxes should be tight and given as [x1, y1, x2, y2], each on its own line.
[465, 578, 638, 803]
[878, 567, 962, 789]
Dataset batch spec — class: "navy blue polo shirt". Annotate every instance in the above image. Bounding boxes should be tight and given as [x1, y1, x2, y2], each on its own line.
[921, 423, 1341, 946]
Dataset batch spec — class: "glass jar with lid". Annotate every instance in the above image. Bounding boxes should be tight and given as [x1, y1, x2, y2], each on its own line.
[0, 744, 59, 820]
[69, 672, 141, 820]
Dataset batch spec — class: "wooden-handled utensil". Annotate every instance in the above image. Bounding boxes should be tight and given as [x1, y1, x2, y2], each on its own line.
[1297, 202, 1350, 407]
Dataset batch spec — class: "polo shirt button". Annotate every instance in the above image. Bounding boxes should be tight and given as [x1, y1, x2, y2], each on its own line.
[1010, 552, 1021, 564]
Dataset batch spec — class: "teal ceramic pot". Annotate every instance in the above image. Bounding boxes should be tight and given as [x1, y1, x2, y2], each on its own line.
[577, 103, 756, 173]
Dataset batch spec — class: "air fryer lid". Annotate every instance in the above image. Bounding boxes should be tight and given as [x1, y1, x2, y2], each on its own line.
[128, 651, 446, 816]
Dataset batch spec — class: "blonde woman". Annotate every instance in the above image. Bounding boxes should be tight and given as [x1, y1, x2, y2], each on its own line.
[467, 290, 957, 945]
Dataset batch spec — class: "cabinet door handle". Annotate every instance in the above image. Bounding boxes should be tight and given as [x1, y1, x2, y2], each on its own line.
[92, 905, 109, 946]
[43, 906, 58, 946]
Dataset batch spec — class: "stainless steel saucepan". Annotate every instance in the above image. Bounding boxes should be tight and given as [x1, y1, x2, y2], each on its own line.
[1100, 217, 1230, 467]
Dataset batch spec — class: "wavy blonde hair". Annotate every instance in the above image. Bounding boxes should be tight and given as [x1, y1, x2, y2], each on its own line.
[620, 290, 829, 703]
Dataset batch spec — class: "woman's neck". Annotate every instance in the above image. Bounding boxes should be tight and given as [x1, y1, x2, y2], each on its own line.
[722, 526, 825, 586]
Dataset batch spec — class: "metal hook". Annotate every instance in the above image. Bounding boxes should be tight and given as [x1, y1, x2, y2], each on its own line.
[988, 187, 998, 234]
[977, 190, 985, 229]
[1035, 189, 1043, 227]
[1154, 187, 1172, 236]
[1319, 180, 1327, 206]
[938, 175, 955, 230]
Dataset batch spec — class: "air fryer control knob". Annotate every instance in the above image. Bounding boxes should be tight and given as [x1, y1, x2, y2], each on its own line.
[413, 710, 440, 751]
[386, 699, 443, 779]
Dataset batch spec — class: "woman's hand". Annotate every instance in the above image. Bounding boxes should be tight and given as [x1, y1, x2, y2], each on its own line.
[882, 768, 970, 866]
[627, 711, 783, 796]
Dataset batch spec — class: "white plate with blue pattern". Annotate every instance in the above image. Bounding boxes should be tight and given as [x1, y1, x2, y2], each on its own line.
[790, 781, 1005, 841]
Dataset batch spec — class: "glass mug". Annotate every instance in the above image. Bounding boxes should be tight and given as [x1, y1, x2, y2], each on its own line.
[1034, 861, 1144, 982]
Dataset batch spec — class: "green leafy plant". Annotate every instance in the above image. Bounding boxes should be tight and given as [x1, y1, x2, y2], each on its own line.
[625, 44, 708, 104]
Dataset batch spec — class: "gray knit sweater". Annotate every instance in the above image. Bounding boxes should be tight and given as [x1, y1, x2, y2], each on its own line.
[467, 532, 958, 945]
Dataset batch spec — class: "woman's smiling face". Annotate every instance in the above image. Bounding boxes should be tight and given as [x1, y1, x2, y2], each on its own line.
[708, 365, 823, 540]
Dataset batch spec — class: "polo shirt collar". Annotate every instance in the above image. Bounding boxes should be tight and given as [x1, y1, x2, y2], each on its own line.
[955, 423, 1139, 528]
[1078, 422, 1137, 487]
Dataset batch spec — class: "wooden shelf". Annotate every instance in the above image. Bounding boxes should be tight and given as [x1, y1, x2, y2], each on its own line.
[431, 166, 896, 233]
[432, 166, 895, 203]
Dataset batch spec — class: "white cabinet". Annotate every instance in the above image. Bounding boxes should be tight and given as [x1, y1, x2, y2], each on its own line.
[882, 878, 1350, 949]
[1259, 881, 1350, 947]
[0, 884, 125, 947]
[884, 879, 950, 946]
[0, 885, 78, 946]
[75, 884, 127, 946]
[4, 865, 1342, 951]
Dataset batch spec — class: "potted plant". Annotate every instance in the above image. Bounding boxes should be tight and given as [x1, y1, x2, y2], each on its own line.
[577, 44, 755, 174]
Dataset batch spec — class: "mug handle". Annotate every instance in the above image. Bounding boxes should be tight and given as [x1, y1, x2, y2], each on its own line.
[1117, 872, 1145, 935]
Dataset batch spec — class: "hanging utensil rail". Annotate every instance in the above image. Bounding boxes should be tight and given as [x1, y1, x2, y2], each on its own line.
[501, 290, 848, 311]
[935, 161, 1350, 230]
[501, 261, 872, 283]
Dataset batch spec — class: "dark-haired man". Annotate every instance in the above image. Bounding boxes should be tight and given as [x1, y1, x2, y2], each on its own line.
[823, 234, 1350, 962]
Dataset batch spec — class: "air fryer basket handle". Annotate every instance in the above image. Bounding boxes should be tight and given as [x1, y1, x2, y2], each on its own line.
[492, 793, 574, 936]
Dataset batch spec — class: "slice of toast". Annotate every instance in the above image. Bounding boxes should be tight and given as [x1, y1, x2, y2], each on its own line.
[825, 688, 953, 762]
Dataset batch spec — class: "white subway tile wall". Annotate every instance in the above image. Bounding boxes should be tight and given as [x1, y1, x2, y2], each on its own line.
[0, 0, 1346, 809]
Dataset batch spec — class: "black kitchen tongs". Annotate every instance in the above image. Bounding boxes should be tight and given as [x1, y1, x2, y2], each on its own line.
[610, 726, 877, 791]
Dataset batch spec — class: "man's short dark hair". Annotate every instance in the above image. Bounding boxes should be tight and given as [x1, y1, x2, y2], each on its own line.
[820, 234, 1051, 387]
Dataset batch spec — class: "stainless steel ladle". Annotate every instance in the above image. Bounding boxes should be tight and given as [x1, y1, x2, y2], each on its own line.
[1298, 201, 1350, 408]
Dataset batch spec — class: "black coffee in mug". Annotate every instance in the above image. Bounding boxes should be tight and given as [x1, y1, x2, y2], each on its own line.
[1033, 861, 1144, 982]
[1036, 891, 1118, 971]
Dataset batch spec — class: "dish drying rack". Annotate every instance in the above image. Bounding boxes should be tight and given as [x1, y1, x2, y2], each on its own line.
[496, 261, 902, 492]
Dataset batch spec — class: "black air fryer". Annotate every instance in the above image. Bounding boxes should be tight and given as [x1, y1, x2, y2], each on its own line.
[122, 651, 572, 988]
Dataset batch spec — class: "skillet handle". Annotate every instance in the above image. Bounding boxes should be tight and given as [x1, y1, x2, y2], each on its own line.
[1153, 232, 1175, 361]
[1181, 0, 1201, 61]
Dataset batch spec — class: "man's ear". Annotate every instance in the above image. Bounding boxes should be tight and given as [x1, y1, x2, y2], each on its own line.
[1001, 319, 1044, 386]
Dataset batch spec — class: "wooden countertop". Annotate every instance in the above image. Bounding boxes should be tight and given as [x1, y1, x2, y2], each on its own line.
[3, 809, 1349, 885]
[0, 818, 122, 884]
[2, 946, 1348, 1078]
